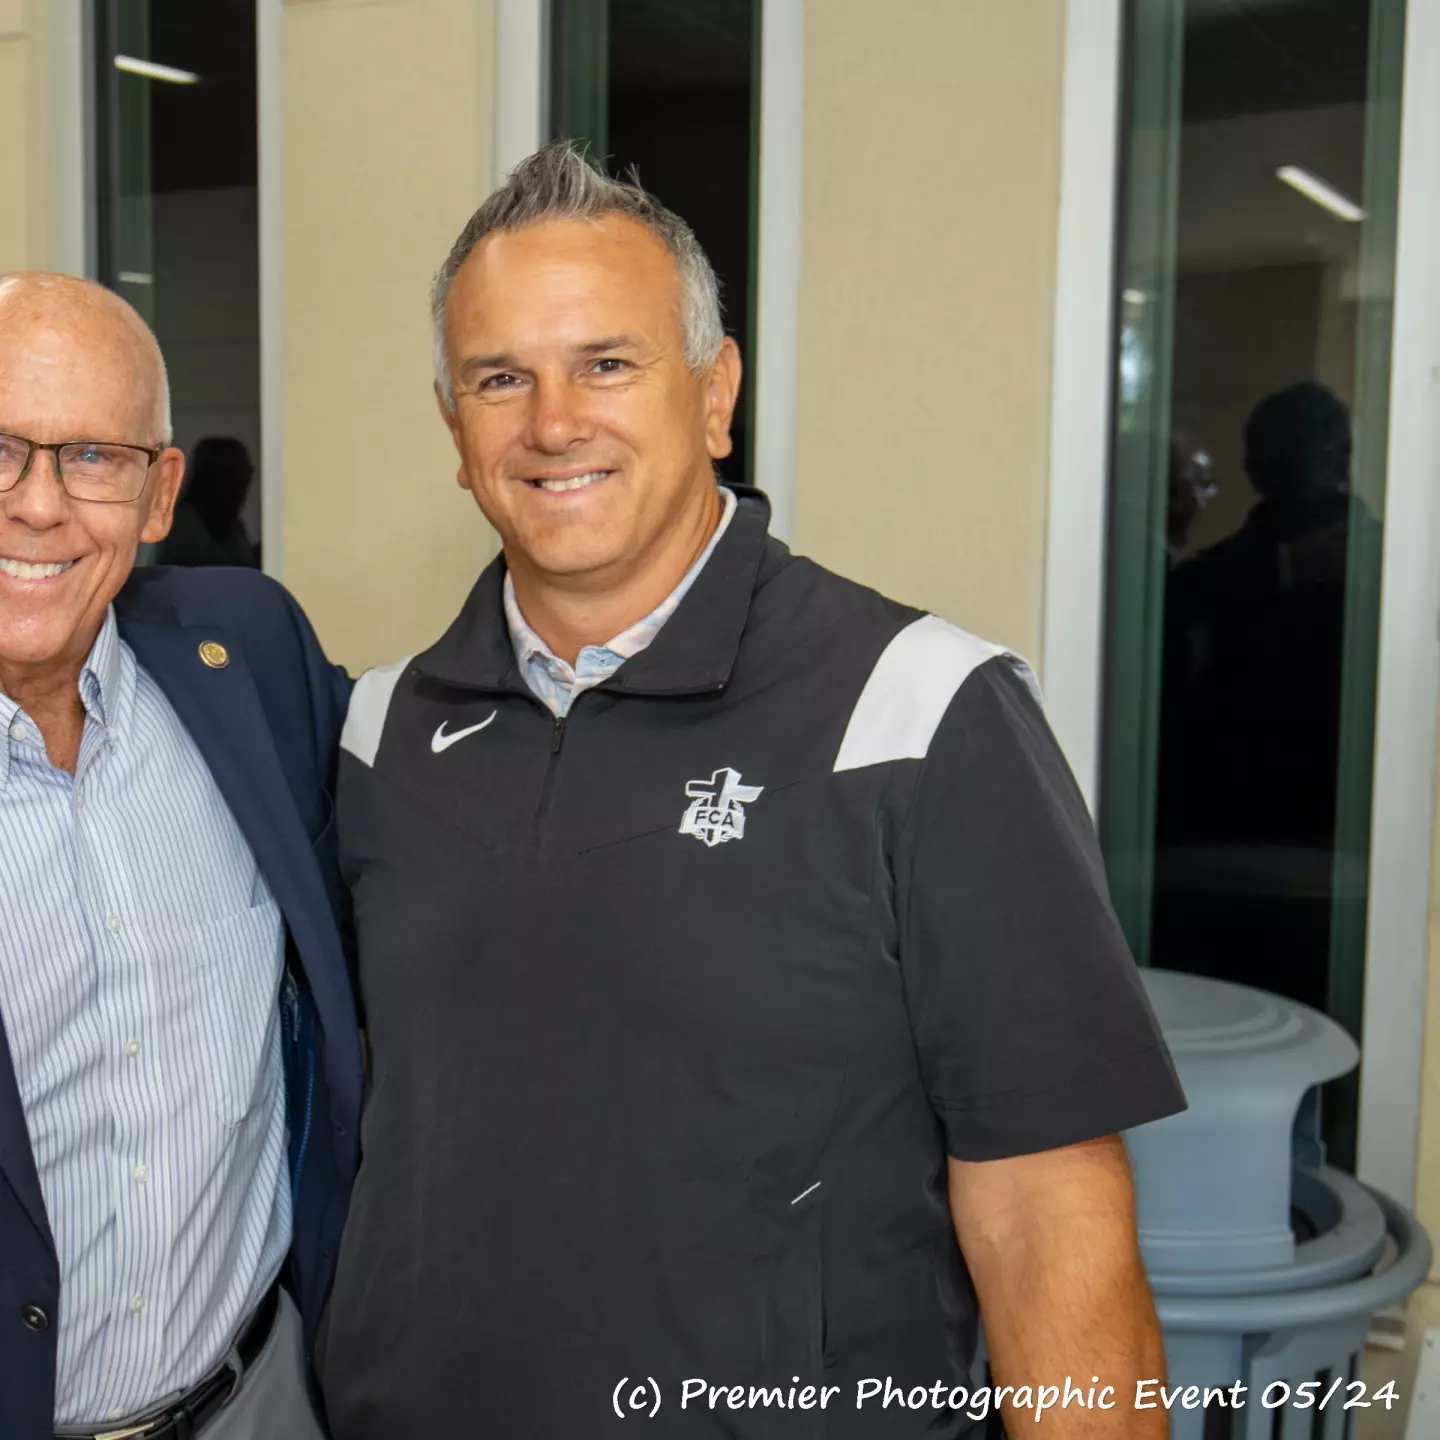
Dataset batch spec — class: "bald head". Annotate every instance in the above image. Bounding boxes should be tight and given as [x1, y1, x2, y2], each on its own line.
[0, 270, 186, 694]
[0, 272, 171, 444]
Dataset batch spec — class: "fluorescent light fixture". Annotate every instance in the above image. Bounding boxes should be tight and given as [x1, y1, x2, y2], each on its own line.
[1122, 288, 1148, 306]
[117, 272, 154, 285]
[1276, 165, 1364, 223]
[113, 55, 200, 85]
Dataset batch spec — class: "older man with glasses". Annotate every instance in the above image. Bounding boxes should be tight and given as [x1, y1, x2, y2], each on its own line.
[0, 272, 361, 1440]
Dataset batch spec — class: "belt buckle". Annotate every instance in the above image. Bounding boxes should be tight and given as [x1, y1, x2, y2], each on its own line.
[89, 1351, 241, 1440]
[84, 1294, 257, 1440]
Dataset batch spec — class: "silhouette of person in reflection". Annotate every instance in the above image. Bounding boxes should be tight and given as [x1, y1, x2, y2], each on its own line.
[1152, 382, 1381, 1011]
[156, 436, 260, 568]
[1166, 431, 1217, 564]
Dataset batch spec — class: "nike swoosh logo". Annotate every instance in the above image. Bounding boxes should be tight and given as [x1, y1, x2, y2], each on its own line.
[431, 712, 497, 754]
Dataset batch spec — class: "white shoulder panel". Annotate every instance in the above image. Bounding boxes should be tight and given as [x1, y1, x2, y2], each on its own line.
[340, 655, 415, 768]
[833, 615, 1040, 774]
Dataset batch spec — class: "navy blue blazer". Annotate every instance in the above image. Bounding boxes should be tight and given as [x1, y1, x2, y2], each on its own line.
[0, 565, 362, 1439]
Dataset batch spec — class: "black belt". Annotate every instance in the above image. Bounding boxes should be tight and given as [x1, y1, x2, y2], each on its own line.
[65, 1283, 280, 1440]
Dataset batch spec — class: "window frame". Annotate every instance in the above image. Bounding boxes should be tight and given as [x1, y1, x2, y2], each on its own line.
[1041, 0, 1440, 1205]
[506, 0, 804, 541]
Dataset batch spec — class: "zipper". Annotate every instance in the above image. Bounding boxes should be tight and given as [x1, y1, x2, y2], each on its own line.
[528, 714, 568, 859]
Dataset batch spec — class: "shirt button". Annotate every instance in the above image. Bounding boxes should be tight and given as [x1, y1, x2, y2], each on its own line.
[8, 722, 23, 742]
[105, 915, 121, 935]
[129, 1293, 145, 1315]
[133, 1163, 150, 1185]
[19, 1305, 48, 1332]
[124, 1038, 140, 1058]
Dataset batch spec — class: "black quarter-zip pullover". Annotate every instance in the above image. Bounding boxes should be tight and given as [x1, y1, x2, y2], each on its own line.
[319, 488, 1185, 1439]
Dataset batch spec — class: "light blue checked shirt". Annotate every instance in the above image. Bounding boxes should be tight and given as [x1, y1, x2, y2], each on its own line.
[504, 486, 737, 716]
[0, 608, 289, 1427]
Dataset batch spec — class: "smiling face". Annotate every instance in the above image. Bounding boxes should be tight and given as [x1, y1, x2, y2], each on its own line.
[440, 216, 740, 599]
[0, 275, 183, 690]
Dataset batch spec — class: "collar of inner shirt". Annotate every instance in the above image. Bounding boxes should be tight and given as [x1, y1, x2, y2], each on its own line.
[0, 607, 124, 789]
[503, 485, 737, 704]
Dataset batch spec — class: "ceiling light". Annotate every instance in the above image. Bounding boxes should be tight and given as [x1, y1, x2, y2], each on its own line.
[1276, 165, 1364, 223]
[113, 55, 200, 85]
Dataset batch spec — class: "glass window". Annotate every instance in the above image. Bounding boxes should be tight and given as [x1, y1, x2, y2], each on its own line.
[549, 0, 760, 488]
[1101, 0, 1406, 1169]
[93, 0, 262, 569]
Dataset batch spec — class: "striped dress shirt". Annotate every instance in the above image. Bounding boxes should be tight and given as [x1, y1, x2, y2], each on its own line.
[0, 607, 289, 1427]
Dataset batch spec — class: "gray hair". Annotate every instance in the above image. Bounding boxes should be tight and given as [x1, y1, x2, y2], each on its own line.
[154, 356, 173, 445]
[431, 141, 724, 410]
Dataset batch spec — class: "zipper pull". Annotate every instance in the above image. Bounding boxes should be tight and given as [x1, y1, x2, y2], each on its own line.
[552, 717, 566, 754]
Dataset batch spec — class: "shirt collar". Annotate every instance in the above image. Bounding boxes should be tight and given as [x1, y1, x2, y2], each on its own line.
[417, 484, 779, 696]
[502, 579, 552, 673]
[0, 606, 124, 789]
[502, 486, 738, 674]
[80, 606, 124, 728]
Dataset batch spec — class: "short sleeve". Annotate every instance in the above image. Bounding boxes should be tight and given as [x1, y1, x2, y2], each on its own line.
[895, 657, 1187, 1161]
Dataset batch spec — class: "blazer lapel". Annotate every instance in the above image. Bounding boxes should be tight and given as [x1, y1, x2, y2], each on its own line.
[0, 1021, 52, 1248]
[116, 617, 342, 1004]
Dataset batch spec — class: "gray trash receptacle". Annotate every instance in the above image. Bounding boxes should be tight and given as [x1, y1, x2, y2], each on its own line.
[1124, 971, 1430, 1440]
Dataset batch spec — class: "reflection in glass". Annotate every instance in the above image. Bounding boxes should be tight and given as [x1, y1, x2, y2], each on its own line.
[94, 0, 262, 566]
[156, 437, 259, 569]
[1102, 0, 1406, 1169]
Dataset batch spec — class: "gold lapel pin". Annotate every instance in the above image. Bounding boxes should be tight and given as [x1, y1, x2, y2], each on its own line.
[198, 641, 230, 670]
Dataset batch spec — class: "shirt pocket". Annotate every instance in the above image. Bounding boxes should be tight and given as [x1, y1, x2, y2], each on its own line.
[180, 898, 286, 1128]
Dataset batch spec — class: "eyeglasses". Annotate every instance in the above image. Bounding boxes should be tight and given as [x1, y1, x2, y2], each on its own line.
[0, 432, 164, 504]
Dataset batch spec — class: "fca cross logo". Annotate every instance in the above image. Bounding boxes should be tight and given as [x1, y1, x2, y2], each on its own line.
[679, 768, 764, 848]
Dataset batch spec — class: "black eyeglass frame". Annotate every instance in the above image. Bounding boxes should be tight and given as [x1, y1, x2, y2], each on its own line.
[0, 433, 166, 504]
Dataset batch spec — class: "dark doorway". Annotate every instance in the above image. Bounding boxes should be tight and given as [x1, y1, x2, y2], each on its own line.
[550, 0, 760, 489]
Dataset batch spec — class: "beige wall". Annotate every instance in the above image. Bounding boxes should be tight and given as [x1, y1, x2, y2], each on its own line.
[5, 0, 1069, 671]
[0, 22, 26, 274]
[1, 0, 48, 275]
[0, 1, 84, 278]
[283, 0, 1070, 674]
[792, 0, 1067, 661]
[21, 1, 56, 273]
[280, 0, 496, 674]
